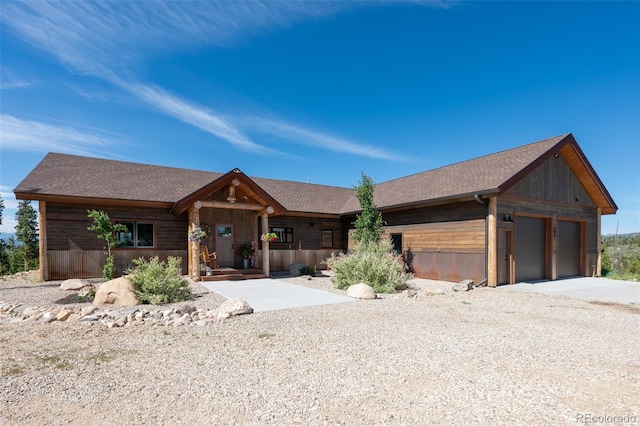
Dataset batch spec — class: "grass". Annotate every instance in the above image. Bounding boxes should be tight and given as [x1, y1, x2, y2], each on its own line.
[258, 332, 275, 339]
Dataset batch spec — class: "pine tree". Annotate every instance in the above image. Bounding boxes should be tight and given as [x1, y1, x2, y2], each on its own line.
[0, 197, 6, 274]
[15, 200, 39, 272]
[87, 209, 128, 279]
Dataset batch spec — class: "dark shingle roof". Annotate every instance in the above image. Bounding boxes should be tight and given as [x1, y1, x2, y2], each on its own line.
[17, 134, 608, 215]
[341, 134, 569, 213]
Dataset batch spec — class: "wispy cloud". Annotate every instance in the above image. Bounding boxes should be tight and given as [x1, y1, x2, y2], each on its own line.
[0, 79, 33, 90]
[0, 114, 123, 158]
[0, 1, 426, 161]
[244, 117, 413, 162]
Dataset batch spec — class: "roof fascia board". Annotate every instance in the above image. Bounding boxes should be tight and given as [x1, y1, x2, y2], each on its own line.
[13, 193, 173, 209]
[340, 189, 499, 216]
[561, 139, 618, 214]
[172, 168, 286, 216]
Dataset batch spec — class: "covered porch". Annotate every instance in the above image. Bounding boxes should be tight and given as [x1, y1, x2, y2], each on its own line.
[172, 168, 286, 282]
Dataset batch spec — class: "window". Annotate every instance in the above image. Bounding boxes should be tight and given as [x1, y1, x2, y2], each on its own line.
[115, 221, 155, 248]
[269, 227, 293, 243]
[321, 229, 333, 248]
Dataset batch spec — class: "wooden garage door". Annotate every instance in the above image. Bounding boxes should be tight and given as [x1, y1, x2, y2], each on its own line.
[558, 220, 581, 278]
[515, 216, 547, 282]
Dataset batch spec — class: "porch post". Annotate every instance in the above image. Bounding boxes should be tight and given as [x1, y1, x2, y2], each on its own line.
[487, 196, 497, 287]
[261, 212, 269, 277]
[188, 205, 201, 280]
[596, 207, 602, 277]
[39, 200, 48, 281]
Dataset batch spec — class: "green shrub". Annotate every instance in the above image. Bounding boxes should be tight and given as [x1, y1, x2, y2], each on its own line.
[325, 239, 412, 293]
[127, 256, 192, 305]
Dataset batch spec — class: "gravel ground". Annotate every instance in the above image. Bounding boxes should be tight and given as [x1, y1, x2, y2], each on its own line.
[1, 271, 639, 425]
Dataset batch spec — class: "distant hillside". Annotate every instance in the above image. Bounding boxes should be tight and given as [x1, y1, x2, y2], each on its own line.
[601, 232, 640, 280]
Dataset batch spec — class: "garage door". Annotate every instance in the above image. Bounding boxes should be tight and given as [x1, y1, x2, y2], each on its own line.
[515, 216, 547, 282]
[558, 220, 581, 277]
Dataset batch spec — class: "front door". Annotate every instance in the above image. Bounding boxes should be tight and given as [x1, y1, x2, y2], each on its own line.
[498, 230, 512, 285]
[215, 224, 234, 267]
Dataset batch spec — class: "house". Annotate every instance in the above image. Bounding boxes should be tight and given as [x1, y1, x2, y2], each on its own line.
[14, 133, 616, 286]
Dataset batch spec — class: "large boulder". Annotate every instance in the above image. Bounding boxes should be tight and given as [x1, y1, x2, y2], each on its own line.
[288, 263, 304, 277]
[346, 283, 376, 300]
[93, 277, 140, 307]
[59, 279, 92, 290]
[217, 298, 253, 320]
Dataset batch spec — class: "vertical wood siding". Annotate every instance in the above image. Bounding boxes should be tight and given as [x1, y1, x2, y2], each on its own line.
[48, 250, 188, 279]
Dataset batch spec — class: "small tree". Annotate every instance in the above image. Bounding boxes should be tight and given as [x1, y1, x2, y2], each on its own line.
[0, 196, 5, 274]
[15, 200, 38, 272]
[352, 173, 384, 244]
[87, 209, 128, 279]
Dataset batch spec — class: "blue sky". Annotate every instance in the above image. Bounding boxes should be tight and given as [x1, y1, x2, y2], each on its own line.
[0, 1, 638, 235]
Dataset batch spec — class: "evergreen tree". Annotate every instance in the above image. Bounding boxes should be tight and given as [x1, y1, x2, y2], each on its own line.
[352, 173, 385, 244]
[15, 200, 38, 272]
[0, 197, 6, 274]
[5, 236, 22, 275]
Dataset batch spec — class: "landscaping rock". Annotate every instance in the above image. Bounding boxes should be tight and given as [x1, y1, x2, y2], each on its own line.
[395, 282, 408, 291]
[59, 279, 92, 291]
[217, 298, 253, 320]
[56, 308, 73, 321]
[288, 263, 304, 277]
[453, 279, 474, 292]
[93, 277, 140, 307]
[425, 288, 446, 296]
[347, 283, 376, 300]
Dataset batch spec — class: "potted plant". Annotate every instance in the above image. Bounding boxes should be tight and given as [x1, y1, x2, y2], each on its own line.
[236, 243, 252, 269]
[188, 227, 207, 242]
[261, 232, 278, 243]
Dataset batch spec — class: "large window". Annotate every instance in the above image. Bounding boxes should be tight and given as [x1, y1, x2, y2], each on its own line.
[321, 229, 333, 248]
[115, 221, 155, 248]
[269, 227, 293, 243]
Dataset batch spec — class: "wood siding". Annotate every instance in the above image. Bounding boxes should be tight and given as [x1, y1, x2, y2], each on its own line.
[384, 219, 486, 282]
[264, 216, 344, 250]
[47, 250, 188, 280]
[382, 200, 485, 226]
[262, 249, 340, 271]
[505, 155, 596, 208]
[46, 202, 187, 251]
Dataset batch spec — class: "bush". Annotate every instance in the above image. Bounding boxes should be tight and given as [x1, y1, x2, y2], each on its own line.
[127, 256, 192, 305]
[325, 239, 412, 293]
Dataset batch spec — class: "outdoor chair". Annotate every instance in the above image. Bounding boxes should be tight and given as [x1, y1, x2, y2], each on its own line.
[200, 245, 218, 269]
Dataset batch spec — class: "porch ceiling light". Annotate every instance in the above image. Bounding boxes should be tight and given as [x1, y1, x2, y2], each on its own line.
[194, 201, 202, 209]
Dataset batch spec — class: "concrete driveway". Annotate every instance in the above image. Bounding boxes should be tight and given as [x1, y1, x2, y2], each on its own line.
[501, 277, 640, 305]
[201, 278, 354, 312]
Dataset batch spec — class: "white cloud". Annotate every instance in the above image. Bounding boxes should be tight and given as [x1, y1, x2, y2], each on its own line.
[244, 116, 413, 162]
[0, 79, 33, 90]
[0, 1, 426, 161]
[0, 114, 124, 157]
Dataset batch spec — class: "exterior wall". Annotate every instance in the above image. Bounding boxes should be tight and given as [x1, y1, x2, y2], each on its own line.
[501, 155, 599, 280]
[45, 202, 188, 279]
[265, 215, 344, 251]
[347, 201, 487, 282]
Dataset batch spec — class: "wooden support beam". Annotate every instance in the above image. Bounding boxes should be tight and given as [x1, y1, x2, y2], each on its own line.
[487, 196, 497, 287]
[596, 208, 602, 277]
[39, 200, 48, 281]
[261, 212, 270, 277]
[188, 206, 201, 280]
[551, 215, 558, 280]
[198, 200, 264, 211]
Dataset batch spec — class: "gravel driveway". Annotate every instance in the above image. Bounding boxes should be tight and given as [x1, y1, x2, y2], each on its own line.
[1, 272, 638, 425]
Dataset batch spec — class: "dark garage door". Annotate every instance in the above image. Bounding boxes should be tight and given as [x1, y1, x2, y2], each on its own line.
[515, 216, 547, 282]
[558, 220, 581, 277]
